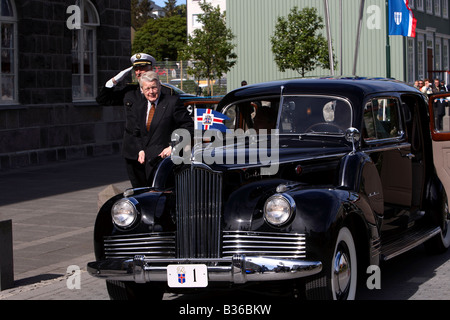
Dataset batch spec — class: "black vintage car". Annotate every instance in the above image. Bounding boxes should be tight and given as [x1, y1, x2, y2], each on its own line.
[88, 79, 450, 300]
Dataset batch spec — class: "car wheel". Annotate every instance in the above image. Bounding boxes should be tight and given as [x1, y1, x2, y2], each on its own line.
[106, 280, 165, 300]
[425, 191, 450, 254]
[305, 226, 358, 300]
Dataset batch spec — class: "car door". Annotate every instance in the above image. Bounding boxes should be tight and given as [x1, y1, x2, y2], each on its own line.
[362, 96, 414, 234]
[429, 93, 450, 198]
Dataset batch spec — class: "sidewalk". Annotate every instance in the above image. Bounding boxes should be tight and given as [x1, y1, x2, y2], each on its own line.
[0, 155, 131, 300]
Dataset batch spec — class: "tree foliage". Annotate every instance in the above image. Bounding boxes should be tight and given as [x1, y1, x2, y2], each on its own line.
[271, 6, 336, 77]
[180, 2, 237, 94]
[131, 0, 153, 30]
[163, 0, 179, 17]
[132, 14, 187, 61]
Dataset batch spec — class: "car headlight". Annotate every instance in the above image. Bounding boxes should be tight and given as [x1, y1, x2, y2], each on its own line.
[111, 198, 138, 228]
[264, 194, 295, 226]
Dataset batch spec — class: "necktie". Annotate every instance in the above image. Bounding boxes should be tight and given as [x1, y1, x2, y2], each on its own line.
[146, 102, 155, 131]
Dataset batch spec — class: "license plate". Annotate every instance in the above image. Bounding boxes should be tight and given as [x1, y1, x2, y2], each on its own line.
[167, 264, 208, 288]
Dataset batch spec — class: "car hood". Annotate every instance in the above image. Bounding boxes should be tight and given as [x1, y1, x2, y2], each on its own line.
[187, 134, 351, 172]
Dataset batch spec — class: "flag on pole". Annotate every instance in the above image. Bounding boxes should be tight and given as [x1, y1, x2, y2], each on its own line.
[388, 0, 417, 37]
[195, 108, 229, 132]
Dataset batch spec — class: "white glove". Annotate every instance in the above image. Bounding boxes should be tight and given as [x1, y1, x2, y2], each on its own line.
[105, 66, 133, 88]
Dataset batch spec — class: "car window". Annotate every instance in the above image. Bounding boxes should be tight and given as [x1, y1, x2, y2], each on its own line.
[223, 98, 280, 131]
[223, 96, 352, 135]
[280, 96, 352, 134]
[363, 98, 402, 141]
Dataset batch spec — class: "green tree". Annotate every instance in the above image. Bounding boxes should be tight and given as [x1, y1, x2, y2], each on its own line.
[131, 0, 153, 30]
[132, 14, 187, 61]
[163, 0, 178, 17]
[180, 1, 237, 95]
[271, 6, 336, 77]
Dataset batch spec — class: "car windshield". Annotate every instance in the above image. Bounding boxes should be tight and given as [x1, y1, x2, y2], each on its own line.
[279, 96, 352, 135]
[223, 95, 352, 135]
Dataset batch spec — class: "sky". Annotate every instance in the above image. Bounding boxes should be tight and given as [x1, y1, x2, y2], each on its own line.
[153, 0, 186, 7]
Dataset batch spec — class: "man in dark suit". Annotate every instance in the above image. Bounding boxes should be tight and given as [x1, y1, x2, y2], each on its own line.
[136, 71, 194, 183]
[96, 53, 177, 188]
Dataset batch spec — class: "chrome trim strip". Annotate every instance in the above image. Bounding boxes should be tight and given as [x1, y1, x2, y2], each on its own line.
[87, 255, 322, 284]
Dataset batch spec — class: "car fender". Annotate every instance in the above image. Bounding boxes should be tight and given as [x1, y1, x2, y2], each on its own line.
[93, 189, 175, 260]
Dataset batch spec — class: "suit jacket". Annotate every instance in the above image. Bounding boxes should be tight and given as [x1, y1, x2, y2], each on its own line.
[97, 83, 177, 160]
[136, 92, 194, 179]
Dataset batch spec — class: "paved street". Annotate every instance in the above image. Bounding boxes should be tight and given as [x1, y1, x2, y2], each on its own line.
[0, 155, 129, 300]
[0, 155, 449, 302]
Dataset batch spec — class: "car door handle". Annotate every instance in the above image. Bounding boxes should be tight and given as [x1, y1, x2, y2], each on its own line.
[402, 152, 416, 160]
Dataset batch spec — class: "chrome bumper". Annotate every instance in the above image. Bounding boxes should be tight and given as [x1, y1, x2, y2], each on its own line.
[87, 255, 322, 284]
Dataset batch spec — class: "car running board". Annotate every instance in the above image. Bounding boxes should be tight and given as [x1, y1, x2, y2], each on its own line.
[380, 226, 441, 261]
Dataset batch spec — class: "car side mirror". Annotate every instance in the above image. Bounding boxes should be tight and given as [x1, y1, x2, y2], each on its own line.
[345, 127, 360, 154]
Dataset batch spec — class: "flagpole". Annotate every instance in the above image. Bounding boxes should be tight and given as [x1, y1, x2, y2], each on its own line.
[385, 0, 391, 78]
[353, 0, 365, 76]
[324, 0, 335, 76]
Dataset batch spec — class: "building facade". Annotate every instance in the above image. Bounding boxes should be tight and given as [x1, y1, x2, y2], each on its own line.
[409, 0, 450, 84]
[226, 0, 450, 90]
[0, 0, 131, 171]
[186, 0, 225, 36]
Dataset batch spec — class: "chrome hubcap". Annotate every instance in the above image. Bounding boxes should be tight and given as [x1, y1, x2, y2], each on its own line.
[332, 246, 351, 299]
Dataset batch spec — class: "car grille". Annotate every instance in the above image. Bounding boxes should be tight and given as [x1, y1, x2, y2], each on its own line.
[175, 167, 223, 259]
[103, 231, 306, 260]
[222, 231, 306, 259]
[104, 232, 176, 259]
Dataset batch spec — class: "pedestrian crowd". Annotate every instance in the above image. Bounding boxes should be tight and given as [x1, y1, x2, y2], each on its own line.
[414, 78, 449, 94]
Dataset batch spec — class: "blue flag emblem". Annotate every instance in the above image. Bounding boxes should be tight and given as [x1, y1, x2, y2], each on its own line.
[388, 0, 416, 37]
[195, 108, 230, 132]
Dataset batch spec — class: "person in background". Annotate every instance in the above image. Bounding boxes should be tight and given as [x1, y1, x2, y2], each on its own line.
[96, 53, 176, 188]
[432, 78, 443, 93]
[421, 79, 433, 95]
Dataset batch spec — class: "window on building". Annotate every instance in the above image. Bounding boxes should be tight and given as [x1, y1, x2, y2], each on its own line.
[0, 0, 16, 104]
[443, 0, 448, 18]
[426, 0, 433, 13]
[443, 40, 449, 71]
[416, 0, 424, 11]
[434, 0, 441, 16]
[418, 36, 425, 80]
[435, 38, 442, 71]
[71, 0, 99, 101]
[407, 39, 415, 84]
[192, 14, 202, 28]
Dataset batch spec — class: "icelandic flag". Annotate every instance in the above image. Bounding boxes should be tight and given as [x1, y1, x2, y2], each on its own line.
[388, 0, 417, 37]
[195, 108, 229, 132]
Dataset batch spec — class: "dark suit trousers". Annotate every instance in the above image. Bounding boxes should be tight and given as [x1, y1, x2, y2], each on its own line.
[125, 158, 147, 188]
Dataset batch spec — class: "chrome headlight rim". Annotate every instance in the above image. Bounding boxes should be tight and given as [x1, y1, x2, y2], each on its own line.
[111, 198, 139, 229]
[263, 194, 296, 227]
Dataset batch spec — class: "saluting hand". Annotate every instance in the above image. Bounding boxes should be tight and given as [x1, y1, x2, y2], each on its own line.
[106, 66, 133, 88]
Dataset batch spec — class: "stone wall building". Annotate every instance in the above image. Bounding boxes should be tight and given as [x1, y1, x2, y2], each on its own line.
[0, 0, 131, 170]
